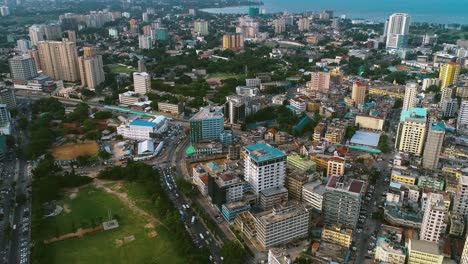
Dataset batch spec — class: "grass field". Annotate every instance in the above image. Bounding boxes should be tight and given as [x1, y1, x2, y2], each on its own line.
[52, 141, 99, 160]
[110, 64, 136, 74]
[36, 186, 186, 264]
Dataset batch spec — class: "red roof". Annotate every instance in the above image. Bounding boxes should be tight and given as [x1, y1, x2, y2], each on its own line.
[349, 180, 364, 194]
[327, 176, 338, 188]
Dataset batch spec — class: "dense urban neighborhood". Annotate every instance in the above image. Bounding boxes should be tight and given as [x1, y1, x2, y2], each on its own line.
[0, 0, 468, 263]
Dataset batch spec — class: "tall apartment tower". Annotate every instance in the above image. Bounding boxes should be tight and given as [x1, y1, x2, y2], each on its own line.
[351, 81, 366, 106]
[0, 88, 16, 109]
[395, 108, 427, 156]
[8, 54, 38, 82]
[78, 55, 105, 90]
[297, 18, 310, 31]
[308, 72, 330, 93]
[422, 122, 445, 170]
[402, 82, 418, 112]
[138, 35, 152, 49]
[133, 72, 151, 95]
[44, 23, 62, 41]
[224, 95, 246, 125]
[37, 41, 79, 82]
[28, 24, 45, 46]
[420, 193, 447, 243]
[385, 13, 410, 49]
[461, 237, 468, 264]
[244, 143, 286, 195]
[323, 176, 364, 229]
[439, 62, 461, 89]
[222, 33, 244, 50]
[453, 175, 468, 216]
[194, 20, 209, 35]
[458, 101, 468, 132]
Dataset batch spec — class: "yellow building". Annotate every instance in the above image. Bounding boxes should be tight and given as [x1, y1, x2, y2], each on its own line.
[222, 33, 244, 50]
[351, 81, 367, 106]
[327, 157, 345, 177]
[37, 41, 80, 82]
[439, 62, 461, 89]
[391, 170, 417, 185]
[395, 108, 427, 156]
[321, 225, 353, 248]
[355, 115, 385, 131]
[407, 239, 443, 264]
[369, 88, 404, 98]
[310, 154, 329, 171]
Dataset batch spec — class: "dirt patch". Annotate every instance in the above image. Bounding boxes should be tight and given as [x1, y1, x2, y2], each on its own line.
[147, 231, 157, 238]
[144, 223, 154, 229]
[69, 193, 77, 199]
[63, 204, 71, 214]
[124, 235, 135, 243]
[52, 141, 99, 161]
[115, 239, 123, 248]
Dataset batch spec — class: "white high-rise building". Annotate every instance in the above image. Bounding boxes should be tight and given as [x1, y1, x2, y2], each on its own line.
[453, 175, 468, 216]
[28, 24, 46, 46]
[133, 72, 151, 95]
[458, 101, 468, 132]
[395, 108, 427, 156]
[138, 35, 152, 50]
[244, 143, 286, 195]
[194, 20, 209, 36]
[461, 237, 468, 264]
[420, 193, 447, 243]
[402, 82, 418, 112]
[8, 54, 38, 82]
[16, 39, 31, 52]
[385, 13, 410, 49]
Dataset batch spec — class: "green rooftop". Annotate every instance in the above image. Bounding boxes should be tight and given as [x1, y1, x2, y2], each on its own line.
[400, 108, 427, 123]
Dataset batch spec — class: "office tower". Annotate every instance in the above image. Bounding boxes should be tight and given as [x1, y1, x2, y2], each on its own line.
[422, 122, 445, 170]
[0, 104, 10, 126]
[441, 98, 458, 117]
[78, 55, 105, 90]
[0, 6, 9, 16]
[190, 106, 224, 143]
[439, 62, 461, 89]
[395, 108, 427, 156]
[8, 54, 37, 82]
[308, 72, 330, 92]
[244, 143, 286, 195]
[224, 95, 246, 125]
[255, 203, 309, 249]
[0, 88, 16, 109]
[63, 30, 76, 42]
[407, 239, 443, 264]
[207, 173, 244, 208]
[420, 193, 447, 243]
[385, 13, 410, 49]
[327, 157, 345, 177]
[155, 28, 168, 41]
[453, 175, 468, 216]
[37, 41, 79, 82]
[323, 176, 364, 229]
[133, 72, 151, 95]
[44, 23, 62, 41]
[29, 24, 45, 46]
[351, 81, 367, 106]
[461, 238, 468, 264]
[458, 101, 468, 131]
[138, 35, 152, 49]
[222, 33, 244, 50]
[402, 82, 418, 112]
[142, 12, 149, 22]
[194, 20, 209, 35]
[16, 39, 31, 52]
[297, 17, 310, 31]
[272, 18, 286, 34]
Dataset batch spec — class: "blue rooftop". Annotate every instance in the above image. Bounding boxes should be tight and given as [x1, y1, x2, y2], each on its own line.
[130, 119, 157, 127]
[244, 143, 285, 162]
[431, 122, 446, 132]
[400, 108, 427, 122]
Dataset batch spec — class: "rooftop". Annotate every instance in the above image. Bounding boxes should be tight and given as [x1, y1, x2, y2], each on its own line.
[303, 180, 326, 195]
[130, 119, 157, 128]
[350, 131, 381, 148]
[244, 143, 285, 162]
[190, 106, 224, 120]
[377, 237, 406, 256]
[260, 186, 288, 197]
[326, 176, 365, 194]
[256, 202, 308, 225]
[400, 108, 427, 123]
[409, 239, 440, 255]
[431, 122, 446, 132]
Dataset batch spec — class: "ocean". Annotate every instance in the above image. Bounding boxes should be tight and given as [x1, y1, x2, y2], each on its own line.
[201, 0, 468, 25]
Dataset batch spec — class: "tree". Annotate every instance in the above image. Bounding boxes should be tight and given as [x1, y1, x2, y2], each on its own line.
[98, 150, 111, 160]
[220, 241, 245, 264]
[393, 98, 403, 109]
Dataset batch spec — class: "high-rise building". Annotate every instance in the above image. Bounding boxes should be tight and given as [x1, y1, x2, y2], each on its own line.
[16, 39, 31, 52]
[395, 108, 427, 156]
[297, 17, 310, 31]
[420, 193, 447, 243]
[194, 20, 209, 35]
[155, 28, 168, 41]
[385, 13, 410, 49]
[78, 55, 105, 90]
[272, 18, 286, 34]
[402, 82, 418, 112]
[224, 95, 246, 125]
[0, 6, 10, 16]
[44, 23, 62, 41]
[441, 98, 458, 117]
[0, 88, 16, 110]
[323, 176, 364, 229]
[453, 175, 468, 216]
[422, 122, 445, 170]
[133, 72, 151, 95]
[8, 54, 38, 82]
[222, 33, 244, 50]
[458, 101, 468, 132]
[0, 104, 10, 126]
[28, 24, 46, 46]
[461, 237, 468, 264]
[190, 106, 224, 143]
[308, 72, 330, 92]
[244, 143, 286, 195]
[254, 203, 309, 249]
[407, 239, 443, 264]
[63, 30, 76, 42]
[327, 157, 345, 177]
[37, 41, 79, 82]
[421, 78, 439, 91]
[439, 62, 461, 89]
[351, 81, 367, 106]
[138, 35, 152, 49]
[25, 49, 41, 71]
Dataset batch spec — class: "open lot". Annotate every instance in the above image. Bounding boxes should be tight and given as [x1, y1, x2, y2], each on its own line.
[52, 141, 99, 160]
[109, 64, 136, 74]
[35, 186, 186, 264]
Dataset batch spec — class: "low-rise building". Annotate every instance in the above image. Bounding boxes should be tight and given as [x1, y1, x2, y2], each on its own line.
[260, 186, 288, 209]
[355, 114, 385, 131]
[321, 224, 353, 248]
[287, 154, 316, 173]
[158, 102, 184, 114]
[374, 237, 406, 264]
[327, 156, 345, 177]
[391, 169, 417, 185]
[116, 117, 168, 140]
[302, 180, 326, 212]
[407, 239, 443, 264]
[221, 201, 251, 222]
[118, 91, 148, 105]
